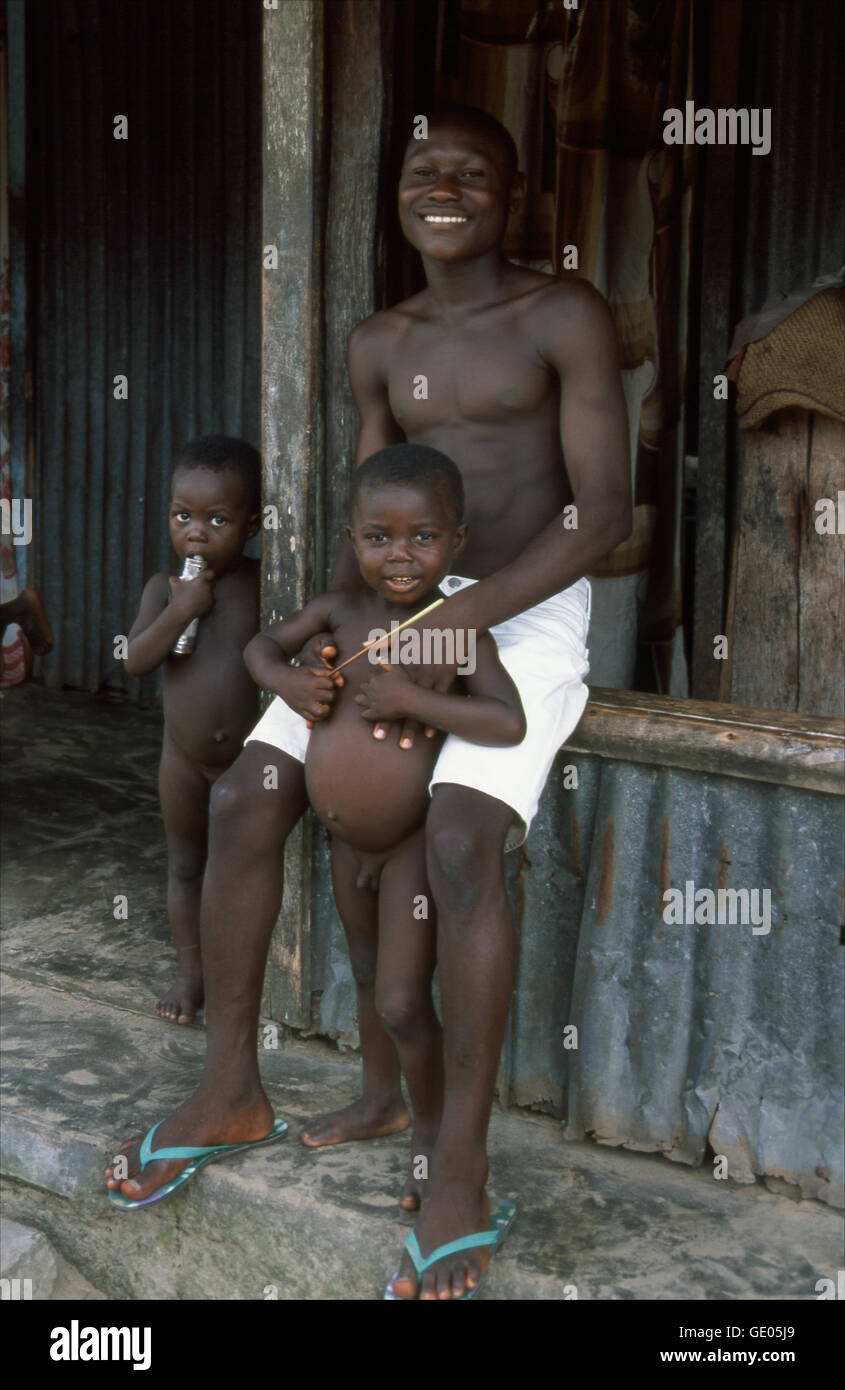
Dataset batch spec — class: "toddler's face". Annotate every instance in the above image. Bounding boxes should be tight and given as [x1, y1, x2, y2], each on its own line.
[348, 484, 467, 606]
[169, 466, 258, 575]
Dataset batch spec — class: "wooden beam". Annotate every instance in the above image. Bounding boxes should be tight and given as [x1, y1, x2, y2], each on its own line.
[691, 0, 744, 698]
[323, 0, 384, 570]
[261, 0, 325, 1028]
[569, 688, 844, 795]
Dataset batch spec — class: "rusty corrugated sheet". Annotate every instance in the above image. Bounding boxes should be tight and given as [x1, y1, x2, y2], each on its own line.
[740, 0, 845, 316]
[308, 692, 845, 1208]
[562, 759, 843, 1208]
[28, 0, 261, 695]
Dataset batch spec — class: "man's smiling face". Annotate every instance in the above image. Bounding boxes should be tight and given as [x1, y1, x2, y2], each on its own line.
[398, 119, 522, 265]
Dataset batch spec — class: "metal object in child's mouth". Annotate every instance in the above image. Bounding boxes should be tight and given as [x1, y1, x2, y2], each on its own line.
[172, 555, 208, 654]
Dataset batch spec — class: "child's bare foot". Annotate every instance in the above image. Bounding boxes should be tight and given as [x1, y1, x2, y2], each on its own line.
[399, 1130, 436, 1211]
[156, 975, 204, 1025]
[393, 1178, 492, 1300]
[105, 1089, 274, 1201]
[299, 1097, 410, 1148]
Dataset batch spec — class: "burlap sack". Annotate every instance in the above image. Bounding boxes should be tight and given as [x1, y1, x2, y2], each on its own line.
[736, 287, 845, 430]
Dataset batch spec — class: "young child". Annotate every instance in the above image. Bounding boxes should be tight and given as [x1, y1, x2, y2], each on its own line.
[125, 435, 262, 1024]
[244, 443, 525, 1203]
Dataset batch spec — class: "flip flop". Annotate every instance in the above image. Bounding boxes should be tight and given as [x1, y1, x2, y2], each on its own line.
[107, 1117, 289, 1210]
[384, 1196, 517, 1300]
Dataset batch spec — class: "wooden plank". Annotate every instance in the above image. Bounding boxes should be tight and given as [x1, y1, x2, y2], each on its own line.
[568, 687, 845, 794]
[727, 409, 845, 720]
[691, 0, 744, 699]
[580, 686, 844, 738]
[728, 414, 806, 711]
[323, 0, 384, 572]
[261, 0, 325, 1029]
[800, 414, 845, 718]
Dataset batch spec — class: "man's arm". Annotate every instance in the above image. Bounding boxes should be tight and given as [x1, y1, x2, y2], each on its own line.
[328, 315, 409, 592]
[426, 280, 632, 638]
[292, 316, 406, 687]
[355, 633, 525, 747]
[348, 314, 406, 464]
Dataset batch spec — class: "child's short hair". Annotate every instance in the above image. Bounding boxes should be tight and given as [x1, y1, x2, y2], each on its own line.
[173, 435, 261, 515]
[351, 444, 464, 524]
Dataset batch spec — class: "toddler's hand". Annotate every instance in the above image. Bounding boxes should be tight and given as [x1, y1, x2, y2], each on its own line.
[300, 634, 344, 683]
[168, 568, 215, 620]
[298, 635, 344, 727]
[272, 665, 338, 723]
[355, 662, 418, 727]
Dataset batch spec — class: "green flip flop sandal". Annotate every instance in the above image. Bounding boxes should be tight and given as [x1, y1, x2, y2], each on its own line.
[108, 1117, 289, 1210]
[384, 1196, 517, 1300]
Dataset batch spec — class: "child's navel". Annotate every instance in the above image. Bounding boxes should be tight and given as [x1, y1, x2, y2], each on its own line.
[213, 728, 228, 744]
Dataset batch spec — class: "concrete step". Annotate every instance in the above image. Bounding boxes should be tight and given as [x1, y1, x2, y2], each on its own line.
[1, 1216, 58, 1297]
[2, 969, 842, 1300]
[1, 1217, 107, 1300]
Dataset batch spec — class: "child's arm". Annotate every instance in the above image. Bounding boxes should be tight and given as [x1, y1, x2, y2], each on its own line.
[244, 592, 342, 723]
[355, 633, 525, 747]
[124, 570, 215, 677]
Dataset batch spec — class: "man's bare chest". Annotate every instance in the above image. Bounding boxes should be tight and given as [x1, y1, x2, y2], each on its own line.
[386, 321, 555, 433]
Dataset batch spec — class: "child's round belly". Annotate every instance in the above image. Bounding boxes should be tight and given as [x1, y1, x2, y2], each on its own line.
[305, 710, 439, 852]
[164, 661, 259, 771]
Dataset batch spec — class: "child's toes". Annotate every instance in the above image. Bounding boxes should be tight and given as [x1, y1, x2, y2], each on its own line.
[104, 1141, 140, 1188]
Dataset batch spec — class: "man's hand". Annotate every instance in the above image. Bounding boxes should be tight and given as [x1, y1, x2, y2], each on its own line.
[355, 662, 424, 745]
[364, 635, 458, 748]
[168, 569, 215, 622]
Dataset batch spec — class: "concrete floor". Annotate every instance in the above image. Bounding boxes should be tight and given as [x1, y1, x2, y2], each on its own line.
[1, 684, 843, 1300]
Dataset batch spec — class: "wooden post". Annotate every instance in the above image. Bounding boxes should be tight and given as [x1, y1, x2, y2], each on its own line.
[323, 0, 385, 560]
[260, 1, 384, 1029]
[691, 0, 744, 699]
[261, 0, 325, 1028]
[727, 411, 845, 718]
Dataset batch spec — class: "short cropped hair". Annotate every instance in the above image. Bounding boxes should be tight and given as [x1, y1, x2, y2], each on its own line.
[173, 435, 261, 514]
[351, 444, 465, 525]
[420, 104, 519, 180]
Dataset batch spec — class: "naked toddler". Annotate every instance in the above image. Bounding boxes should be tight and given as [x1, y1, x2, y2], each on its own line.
[125, 436, 261, 1024]
[244, 444, 525, 1201]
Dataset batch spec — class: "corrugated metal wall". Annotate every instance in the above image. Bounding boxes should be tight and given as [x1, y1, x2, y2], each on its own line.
[28, 0, 261, 695]
[561, 762, 843, 1210]
[691, 0, 845, 700]
[308, 696, 844, 1208]
[740, 0, 845, 316]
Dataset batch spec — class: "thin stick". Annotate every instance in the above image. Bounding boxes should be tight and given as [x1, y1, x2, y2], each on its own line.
[327, 596, 446, 675]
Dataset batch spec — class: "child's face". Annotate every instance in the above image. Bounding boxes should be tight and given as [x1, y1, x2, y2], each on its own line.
[348, 484, 467, 606]
[169, 466, 259, 575]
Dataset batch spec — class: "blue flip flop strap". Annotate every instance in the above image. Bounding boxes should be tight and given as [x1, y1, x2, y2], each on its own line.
[138, 1123, 221, 1168]
[138, 1120, 283, 1170]
[405, 1228, 500, 1276]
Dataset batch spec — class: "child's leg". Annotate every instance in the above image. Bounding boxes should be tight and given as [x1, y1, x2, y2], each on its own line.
[299, 837, 410, 1147]
[375, 829, 443, 1211]
[157, 729, 211, 1024]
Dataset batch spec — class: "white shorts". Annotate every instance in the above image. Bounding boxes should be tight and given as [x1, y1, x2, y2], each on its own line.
[245, 575, 591, 850]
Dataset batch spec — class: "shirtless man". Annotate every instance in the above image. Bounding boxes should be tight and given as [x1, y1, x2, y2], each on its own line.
[105, 106, 631, 1300]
